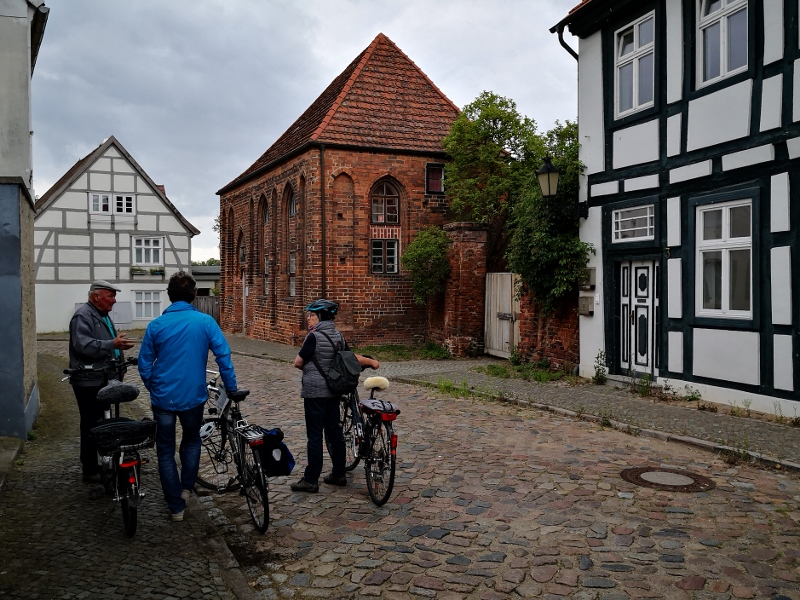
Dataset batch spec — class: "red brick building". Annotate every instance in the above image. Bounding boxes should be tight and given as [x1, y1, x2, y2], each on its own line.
[217, 33, 461, 347]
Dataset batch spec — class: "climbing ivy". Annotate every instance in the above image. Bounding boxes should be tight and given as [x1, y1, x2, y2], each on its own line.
[400, 225, 451, 304]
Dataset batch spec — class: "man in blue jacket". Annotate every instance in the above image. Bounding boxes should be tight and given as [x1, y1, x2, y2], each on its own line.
[138, 271, 238, 521]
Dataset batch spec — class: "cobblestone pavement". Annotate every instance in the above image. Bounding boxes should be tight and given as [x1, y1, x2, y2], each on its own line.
[0, 343, 251, 599]
[6, 337, 800, 599]
[201, 336, 800, 599]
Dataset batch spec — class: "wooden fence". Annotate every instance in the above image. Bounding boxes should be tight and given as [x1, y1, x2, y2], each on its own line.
[192, 296, 219, 323]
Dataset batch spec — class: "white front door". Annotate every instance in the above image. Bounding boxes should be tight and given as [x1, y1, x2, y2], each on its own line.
[620, 260, 658, 375]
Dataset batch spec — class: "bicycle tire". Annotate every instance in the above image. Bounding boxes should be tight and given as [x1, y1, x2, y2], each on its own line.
[242, 446, 269, 533]
[118, 470, 138, 537]
[196, 417, 241, 492]
[340, 393, 361, 471]
[364, 421, 396, 506]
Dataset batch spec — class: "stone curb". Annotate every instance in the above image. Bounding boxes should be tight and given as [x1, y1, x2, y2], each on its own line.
[394, 376, 800, 475]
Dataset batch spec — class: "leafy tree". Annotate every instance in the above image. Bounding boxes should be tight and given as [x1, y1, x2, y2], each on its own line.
[400, 226, 451, 304]
[191, 258, 221, 266]
[442, 92, 544, 270]
[506, 120, 594, 314]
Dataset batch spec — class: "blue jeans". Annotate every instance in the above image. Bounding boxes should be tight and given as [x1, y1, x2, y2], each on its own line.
[152, 403, 205, 514]
[302, 396, 345, 484]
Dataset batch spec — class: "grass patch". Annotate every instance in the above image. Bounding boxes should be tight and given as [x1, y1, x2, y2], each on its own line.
[353, 342, 449, 362]
[477, 361, 566, 383]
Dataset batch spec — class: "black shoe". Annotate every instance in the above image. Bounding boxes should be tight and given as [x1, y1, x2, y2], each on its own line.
[290, 479, 319, 493]
[323, 473, 348, 487]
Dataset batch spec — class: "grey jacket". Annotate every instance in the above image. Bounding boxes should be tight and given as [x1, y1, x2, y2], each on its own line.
[301, 320, 345, 399]
[68, 302, 125, 387]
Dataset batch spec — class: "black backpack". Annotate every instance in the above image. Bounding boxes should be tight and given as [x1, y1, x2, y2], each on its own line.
[311, 329, 362, 394]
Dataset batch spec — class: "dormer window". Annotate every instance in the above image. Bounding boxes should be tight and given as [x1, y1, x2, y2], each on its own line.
[615, 12, 655, 118]
[698, 0, 747, 85]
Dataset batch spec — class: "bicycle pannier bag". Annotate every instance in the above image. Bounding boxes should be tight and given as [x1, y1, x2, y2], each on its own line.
[311, 330, 362, 394]
[256, 427, 295, 477]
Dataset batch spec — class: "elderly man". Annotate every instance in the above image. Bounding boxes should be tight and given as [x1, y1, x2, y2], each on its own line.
[68, 279, 135, 482]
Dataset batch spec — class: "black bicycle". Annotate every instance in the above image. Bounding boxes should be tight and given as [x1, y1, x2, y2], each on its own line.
[195, 372, 269, 533]
[336, 376, 400, 506]
[63, 357, 155, 537]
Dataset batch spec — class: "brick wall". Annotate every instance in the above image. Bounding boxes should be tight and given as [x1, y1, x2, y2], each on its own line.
[219, 146, 449, 347]
[516, 292, 579, 371]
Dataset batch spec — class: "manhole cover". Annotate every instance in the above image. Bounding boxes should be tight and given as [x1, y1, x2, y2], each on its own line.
[620, 467, 716, 493]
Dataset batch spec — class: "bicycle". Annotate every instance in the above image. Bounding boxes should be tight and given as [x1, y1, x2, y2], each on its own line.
[195, 371, 270, 533]
[63, 357, 155, 537]
[336, 375, 400, 506]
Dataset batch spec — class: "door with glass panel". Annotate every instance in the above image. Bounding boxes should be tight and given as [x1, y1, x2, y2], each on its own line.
[620, 261, 658, 375]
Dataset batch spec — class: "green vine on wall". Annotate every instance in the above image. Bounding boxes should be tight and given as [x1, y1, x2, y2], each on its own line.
[400, 225, 451, 304]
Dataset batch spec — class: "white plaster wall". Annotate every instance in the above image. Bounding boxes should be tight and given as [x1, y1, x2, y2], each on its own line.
[35, 211, 62, 228]
[93, 249, 116, 264]
[771, 172, 790, 232]
[668, 331, 683, 373]
[770, 246, 792, 325]
[760, 75, 783, 132]
[94, 266, 117, 280]
[578, 32, 604, 179]
[113, 158, 133, 173]
[90, 172, 111, 191]
[667, 197, 681, 246]
[137, 214, 157, 230]
[722, 144, 774, 171]
[667, 114, 682, 157]
[105, 147, 121, 158]
[58, 266, 91, 280]
[687, 80, 752, 151]
[65, 212, 86, 229]
[774, 335, 793, 391]
[578, 205, 604, 378]
[613, 119, 659, 168]
[591, 181, 619, 197]
[763, 1, 784, 66]
[693, 328, 759, 385]
[665, 0, 683, 104]
[38, 248, 53, 263]
[624, 175, 659, 191]
[73, 173, 87, 188]
[54, 191, 88, 210]
[93, 232, 116, 247]
[137, 194, 170, 213]
[114, 174, 135, 192]
[171, 235, 189, 250]
[33, 230, 48, 245]
[159, 215, 185, 233]
[60, 249, 90, 263]
[670, 160, 712, 184]
[667, 259, 682, 318]
[59, 234, 90, 247]
[120, 249, 130, 264]
[36, 266, 54, 280]
[658, 376, 796, 416]
[94, 157, 111, 172]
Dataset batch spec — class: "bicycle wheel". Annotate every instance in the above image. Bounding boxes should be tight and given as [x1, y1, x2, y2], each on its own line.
[118, 470, 138, 537]
[242, 446, 269, 533]
[196, 417, 241, 492]
[364, 421, 396, 506]
[325, 393, 361, 471]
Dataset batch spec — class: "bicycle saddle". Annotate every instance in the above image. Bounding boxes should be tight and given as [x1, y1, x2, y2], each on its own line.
[228, 388, 250, 401]
[364, 376, 390, 391]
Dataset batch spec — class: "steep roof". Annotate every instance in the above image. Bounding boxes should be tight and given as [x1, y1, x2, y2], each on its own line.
[36, 136, 200, 235]
[219, 33, 460, 194]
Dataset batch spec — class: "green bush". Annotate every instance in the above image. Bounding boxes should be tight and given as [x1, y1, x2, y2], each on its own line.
[400, 226, 451, 304]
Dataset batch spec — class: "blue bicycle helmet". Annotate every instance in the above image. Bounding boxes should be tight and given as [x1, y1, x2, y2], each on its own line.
[305, 299, 339, 320]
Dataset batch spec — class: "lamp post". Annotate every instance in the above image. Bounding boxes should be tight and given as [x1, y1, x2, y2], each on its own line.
[537, 155, 559, 198]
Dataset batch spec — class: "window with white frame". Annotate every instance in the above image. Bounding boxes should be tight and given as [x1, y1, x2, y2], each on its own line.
[698, 0, 747, 85]
[612, 205, 655, 242]
[133, 237, 163, 266]
[371, 182, 399, 224]
[615, 12, 655, 117]
[289, 251, 296, 296]
[90, 193, 111, 213]
[134, 291, 162, 319]
[115, 194, 135, 214]
[695, 199, 751, 318]
[371, 239, 399, 274]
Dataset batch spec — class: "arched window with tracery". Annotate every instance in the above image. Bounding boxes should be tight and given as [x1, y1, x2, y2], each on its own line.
[369, 179, 402, 274]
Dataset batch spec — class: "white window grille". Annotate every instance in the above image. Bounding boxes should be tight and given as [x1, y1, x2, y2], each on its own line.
[133, 238, 163, 266]
[612, 205, 655, 242]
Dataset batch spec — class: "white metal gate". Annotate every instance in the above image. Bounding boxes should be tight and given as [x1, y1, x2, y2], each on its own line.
[484, 273, 520, 358]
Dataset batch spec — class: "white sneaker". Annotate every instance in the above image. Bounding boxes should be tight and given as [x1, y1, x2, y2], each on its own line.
[181, 489, 191, 501]
[171, 510, 184, 522]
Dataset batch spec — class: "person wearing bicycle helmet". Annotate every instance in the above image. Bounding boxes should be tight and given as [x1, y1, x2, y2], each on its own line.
[69, 280, 136, 482]
[291, 299, 379, 493]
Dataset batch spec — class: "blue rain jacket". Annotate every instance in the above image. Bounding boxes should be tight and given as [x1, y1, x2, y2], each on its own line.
[138, 301, 237, 411]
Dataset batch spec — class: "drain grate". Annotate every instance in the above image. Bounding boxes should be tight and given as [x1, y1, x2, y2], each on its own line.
[620, 467, 716, 493]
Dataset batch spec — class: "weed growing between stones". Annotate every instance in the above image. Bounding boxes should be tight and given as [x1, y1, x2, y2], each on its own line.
[592, 351, 607, 385]
[719, 436, 752, 465]
[683, 385, 702, 402]
[773, 401, 786, 424]
[697, 402, 719, 413]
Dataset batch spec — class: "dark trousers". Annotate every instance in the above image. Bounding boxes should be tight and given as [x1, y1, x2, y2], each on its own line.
[72, 386, 104, 475]
[302, 396, 345, 484]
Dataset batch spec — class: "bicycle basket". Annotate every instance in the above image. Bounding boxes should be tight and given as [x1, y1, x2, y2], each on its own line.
[254, 427, 295, 477]
[91, 417, 156, 454]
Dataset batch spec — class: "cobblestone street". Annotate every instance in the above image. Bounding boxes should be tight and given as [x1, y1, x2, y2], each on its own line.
[1, 340, 799, 599]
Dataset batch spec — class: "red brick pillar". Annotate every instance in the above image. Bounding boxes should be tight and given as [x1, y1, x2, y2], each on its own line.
[443, 223, 487, 357]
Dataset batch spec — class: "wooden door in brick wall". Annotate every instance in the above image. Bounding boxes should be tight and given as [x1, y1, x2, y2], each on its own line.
[484, 273, 520, 359]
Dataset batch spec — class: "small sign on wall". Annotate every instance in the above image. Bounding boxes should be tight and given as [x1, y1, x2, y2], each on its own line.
[578, 296, 594, 316]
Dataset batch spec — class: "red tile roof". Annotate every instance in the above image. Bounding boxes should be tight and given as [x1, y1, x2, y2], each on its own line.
[220, 33, 460, 193]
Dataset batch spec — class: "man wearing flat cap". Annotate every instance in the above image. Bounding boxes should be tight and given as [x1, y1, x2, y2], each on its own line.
[68, 279, 135, 482]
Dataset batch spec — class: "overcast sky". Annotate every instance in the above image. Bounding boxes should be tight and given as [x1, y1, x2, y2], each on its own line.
[32, 0, 580, 261]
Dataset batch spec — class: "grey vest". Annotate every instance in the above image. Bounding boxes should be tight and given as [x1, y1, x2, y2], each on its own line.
[301, 320, 345, 399]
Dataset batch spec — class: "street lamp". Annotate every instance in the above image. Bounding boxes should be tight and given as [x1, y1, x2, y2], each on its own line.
[537, 155, 559, 198]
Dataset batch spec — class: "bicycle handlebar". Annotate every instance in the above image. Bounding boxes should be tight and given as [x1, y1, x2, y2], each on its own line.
[63, 356, 138, 376]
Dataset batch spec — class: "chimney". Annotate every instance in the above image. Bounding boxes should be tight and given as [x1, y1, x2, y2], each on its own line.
[156, 185, 165, 195]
